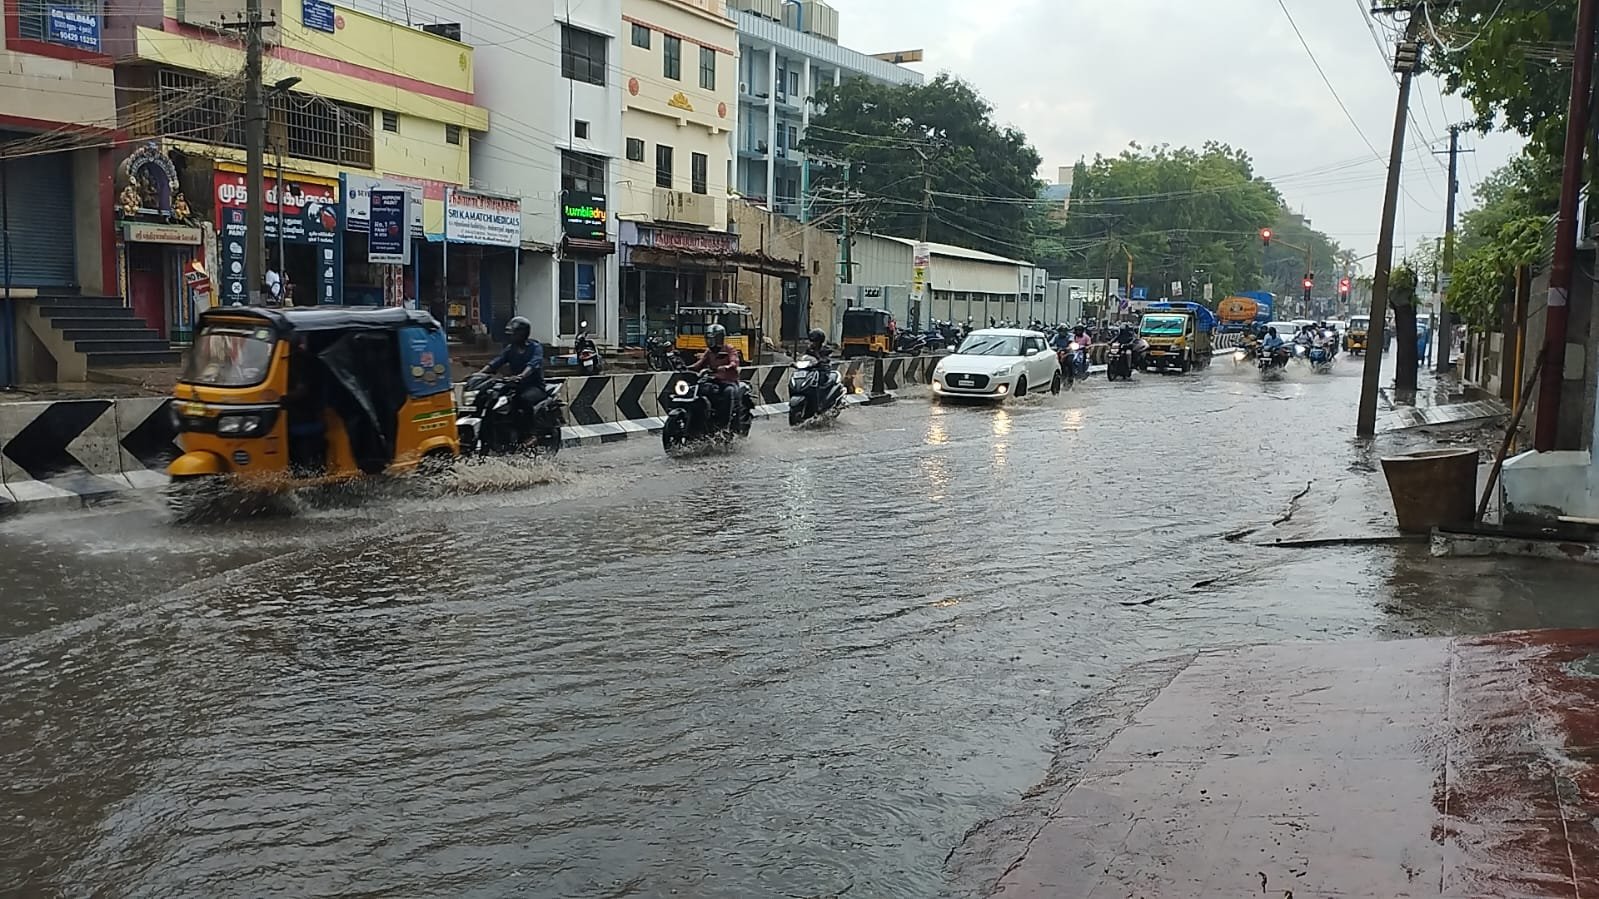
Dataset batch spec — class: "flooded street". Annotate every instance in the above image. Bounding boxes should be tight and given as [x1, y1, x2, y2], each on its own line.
[1, 359, 1593, 899]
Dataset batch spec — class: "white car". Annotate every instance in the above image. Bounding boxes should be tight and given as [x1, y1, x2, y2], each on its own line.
[932, 328, 1063, 400]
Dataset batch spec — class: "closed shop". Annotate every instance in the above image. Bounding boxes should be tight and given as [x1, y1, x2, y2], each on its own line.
[0, 143, 77, 288]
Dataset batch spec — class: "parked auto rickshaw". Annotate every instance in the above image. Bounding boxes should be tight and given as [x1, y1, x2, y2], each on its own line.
[675, 303, 754, 362]
[1345, 315, 1370, 354]
[841, 307, 893, 358]
[168, 307, 460, 505]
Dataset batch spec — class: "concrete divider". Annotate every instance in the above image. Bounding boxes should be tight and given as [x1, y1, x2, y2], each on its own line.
[0, 399, 138, 508]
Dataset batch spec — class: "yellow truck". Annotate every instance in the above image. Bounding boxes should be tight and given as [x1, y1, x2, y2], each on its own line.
[1139, 302, 1217, 373]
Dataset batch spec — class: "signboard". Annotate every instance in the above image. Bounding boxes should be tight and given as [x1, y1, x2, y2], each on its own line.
[445, 189, 522, 247]
[561, 190, 607, 241]
[1131, 286, 1147, 300]
[123, 222, 202, 245]
[302, 0, 336, 33]
[342, 173, 426, 238]
[1170, 280, 1183, 297]
[910, 241, 931, 306]
[47, 7, 100, 51]
[367, 189, 411, 264]
[1203, 282, 1214, 302]
[635, 225, 738, 254]
[214, 171, 342, 305]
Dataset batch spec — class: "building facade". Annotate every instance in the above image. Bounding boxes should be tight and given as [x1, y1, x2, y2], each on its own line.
[0, 0, 119, 300]
[845, 234, 1044, 333]
[728, 0, 920, 219]
[616, 0, 737, 344]
[107, 0, 486, 342]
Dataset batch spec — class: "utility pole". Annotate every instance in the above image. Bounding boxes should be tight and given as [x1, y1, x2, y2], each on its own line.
[1535, 0, 1598, 450]
[918, 150, 932, 244]
[840, 162, 852, 286]
[225, 0, 274, 306]
[1356, 13, 1424, 438]
[1434, 124, 1469, 372]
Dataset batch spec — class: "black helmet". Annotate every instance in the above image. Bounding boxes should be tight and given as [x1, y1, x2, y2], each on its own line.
[807, 328, 826, 345]
[1268, 326, 1279, 337]
[1056, 324, 1070, 334]
[707, 323, 727, 348]
[505, 316, 532, 341]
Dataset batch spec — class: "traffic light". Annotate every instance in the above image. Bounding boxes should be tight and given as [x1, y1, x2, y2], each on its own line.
[1260, 228, 1272, 247]
[1339, 277, 1351, 295]
[1303, 273, 1314, 304]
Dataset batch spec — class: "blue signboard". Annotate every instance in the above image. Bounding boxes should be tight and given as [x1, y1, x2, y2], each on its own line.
[367, 189, 410, 265]
[218, 196, 344, 305]
[1131, 287, 1148, 300]
[303, 0, 336, 33]
[47, 7, 100, 51]
[398, 326, 452, 397]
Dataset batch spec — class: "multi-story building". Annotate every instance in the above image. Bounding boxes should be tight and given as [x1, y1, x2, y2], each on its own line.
[727, 0, 921, 220]
[342, 0, 624, 348]
[616, 0, 737, 343]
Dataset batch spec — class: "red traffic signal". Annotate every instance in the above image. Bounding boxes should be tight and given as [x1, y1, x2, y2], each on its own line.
[1303, 276, 1314, 290]
[1260, 228, 1272, 245]
[1339, 277, 1351, 294]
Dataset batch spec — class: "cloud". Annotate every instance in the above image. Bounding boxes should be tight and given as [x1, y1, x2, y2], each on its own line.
[829, 0, 1524, 263]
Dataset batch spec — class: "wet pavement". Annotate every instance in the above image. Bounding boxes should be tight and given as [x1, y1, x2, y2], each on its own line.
[988, 630, 1599, 898]
[0, 356, 1594, 898]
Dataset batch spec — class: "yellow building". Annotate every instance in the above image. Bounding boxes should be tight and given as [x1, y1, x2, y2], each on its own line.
[617, 0, 739, 336]
[111, 0, 489, 336]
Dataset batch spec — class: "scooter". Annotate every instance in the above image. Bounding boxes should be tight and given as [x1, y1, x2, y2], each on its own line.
[574, 321, 603, 375]
[1259, 345, 1291, 375]
[457, 374, 565, 457]
[1307, 343, 1334, 372]
[662, 368, 753, 452]
[1106, 342, 1135, 381]
[895, 331, 929, 355]
[788, 354, 846, 426]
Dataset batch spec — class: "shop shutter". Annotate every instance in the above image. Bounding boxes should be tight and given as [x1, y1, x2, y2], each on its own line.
[0, 151, 77, 289]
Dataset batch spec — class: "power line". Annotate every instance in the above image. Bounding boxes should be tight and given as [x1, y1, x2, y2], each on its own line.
[1277, 0, 1388, 164]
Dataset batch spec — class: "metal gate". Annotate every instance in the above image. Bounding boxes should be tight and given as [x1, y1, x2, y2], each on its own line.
[0, 150, 77, 289]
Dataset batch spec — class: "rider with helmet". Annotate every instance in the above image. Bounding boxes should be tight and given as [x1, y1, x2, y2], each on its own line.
[690, 323, 744, 425]
[1050, 324, 1075, 353]
[805, 328, 832, 364]
[478, 316, 547, 410]
[1262, 326, 1286, 352]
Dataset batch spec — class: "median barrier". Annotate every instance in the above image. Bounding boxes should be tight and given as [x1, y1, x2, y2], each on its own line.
[0, 398, 147, 510]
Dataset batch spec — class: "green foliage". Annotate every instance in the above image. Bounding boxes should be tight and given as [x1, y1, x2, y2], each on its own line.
[1391, 264, 1419, 296]
[801, 74, 1042, 258]
[1427, 0, 1577, 157]
[1055, 143, 1341, 300]
[1450, 215, 1548, 326]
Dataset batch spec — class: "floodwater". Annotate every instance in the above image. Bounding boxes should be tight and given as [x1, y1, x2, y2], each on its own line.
[1, 355, 1592, 898]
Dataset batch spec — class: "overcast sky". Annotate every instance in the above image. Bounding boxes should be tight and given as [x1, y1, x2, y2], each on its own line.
[831, 0, 1526, 272]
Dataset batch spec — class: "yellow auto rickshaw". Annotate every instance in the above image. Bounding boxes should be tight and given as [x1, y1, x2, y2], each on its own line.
[841, 307, 892, 358]
[1345, 315, 1370, 354]
[675, 303, 754, 361]
[168, 306, 460, 504]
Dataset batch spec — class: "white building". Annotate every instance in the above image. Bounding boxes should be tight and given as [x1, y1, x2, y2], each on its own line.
[727, 0, 922, 219]
[842, 234, 1048, 331]
[343, 0, 626, 346]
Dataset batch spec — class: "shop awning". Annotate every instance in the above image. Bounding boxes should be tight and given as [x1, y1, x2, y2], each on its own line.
[562, 236, 615, 255]
[628, 246, 802, 278]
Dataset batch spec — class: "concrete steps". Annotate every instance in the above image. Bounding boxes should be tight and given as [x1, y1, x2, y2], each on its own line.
[32, 296, 179, 367]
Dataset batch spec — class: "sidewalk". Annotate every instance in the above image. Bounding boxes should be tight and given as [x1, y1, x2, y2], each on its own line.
[990, 631, 1599, 897]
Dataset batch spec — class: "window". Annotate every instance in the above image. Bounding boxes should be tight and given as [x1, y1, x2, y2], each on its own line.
[786, 125, 798, 150]
[789, 71, 800, 96]
[656, 145, 674, 189]
[560, 260, 598, 337]
[630, 23, 650, 48]
[691, 152, 708, 195]
[382, 110, 398, 132]
[699, 46, 716, 90]
[562, 24, 607, 85]
[158, 70, 375, 167]
[626, 138, 645, 162]
[574, 119, 590, 140]
[663, 35, 681, 80]
[562, 149, 607, 193]
[17, 0, 100, 45]
[445, 123, 462, 145]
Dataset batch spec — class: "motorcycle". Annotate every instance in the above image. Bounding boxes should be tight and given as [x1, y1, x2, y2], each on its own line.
[1106, 341, 1136, 381]
[894, 330, 929, 355]
[1307, 343, 1334, 371]
[788, 354, 845, 426]
[645, 334, 680, 371]
[662, 368, 754, 451]
[1233, 342, 1260, 364]
[574, 321, 604, 376]
[1259, 345, 1291, 375]
[457, 374, 565, 457]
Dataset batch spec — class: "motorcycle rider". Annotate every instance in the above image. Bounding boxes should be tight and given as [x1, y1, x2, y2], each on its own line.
[1050, 324, 1075, 353]
[805, 328, 833, 366]
[690, 322, 744, 426]
[478, 316, 547, 411]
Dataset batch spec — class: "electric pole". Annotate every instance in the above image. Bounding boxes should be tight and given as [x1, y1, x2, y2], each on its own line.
[1356, 14, 1423, 438]
[1535, 0, 1598, 450]
[225, 0, 274, 306]
[1435, 124, 1470, 373]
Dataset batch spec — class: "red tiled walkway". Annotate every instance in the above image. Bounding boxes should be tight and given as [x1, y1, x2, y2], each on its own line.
[993, 631, 1599, 897]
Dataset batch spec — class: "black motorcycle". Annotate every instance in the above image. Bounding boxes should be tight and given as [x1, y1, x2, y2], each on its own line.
[788, 354, 845, 426]
[646, 334, 680, 371]
[1106, 341, 1136, 381]
[456, 374, 565, 457]
[662, 369, 753, 451]
[574, 321, 604, 376]
[1258, 345, 1291, 375]
[894, 331, 928, 355]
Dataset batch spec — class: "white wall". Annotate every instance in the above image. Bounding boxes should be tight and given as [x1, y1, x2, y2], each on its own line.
[342, 0, 625, 344]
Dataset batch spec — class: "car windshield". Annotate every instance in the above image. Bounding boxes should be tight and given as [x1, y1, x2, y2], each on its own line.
[182, 323, 276, 387]
[1350, 317, 1370, 330]
[1140, 315, 1185, 336]
[957, 334, 1024, 356]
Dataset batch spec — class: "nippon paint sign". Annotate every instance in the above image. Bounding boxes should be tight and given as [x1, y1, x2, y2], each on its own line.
[343, 174, 425, 238]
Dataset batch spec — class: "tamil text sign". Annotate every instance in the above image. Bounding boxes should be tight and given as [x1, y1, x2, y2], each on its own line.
[367, 189, 411, 265]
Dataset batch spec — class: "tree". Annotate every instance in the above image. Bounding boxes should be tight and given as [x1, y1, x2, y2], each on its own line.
[802, 75, 1042, 258]
[1446, 150, 1557, 329]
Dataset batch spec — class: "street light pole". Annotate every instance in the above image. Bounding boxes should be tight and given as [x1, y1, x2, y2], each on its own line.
[242, 0, 267, 305]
